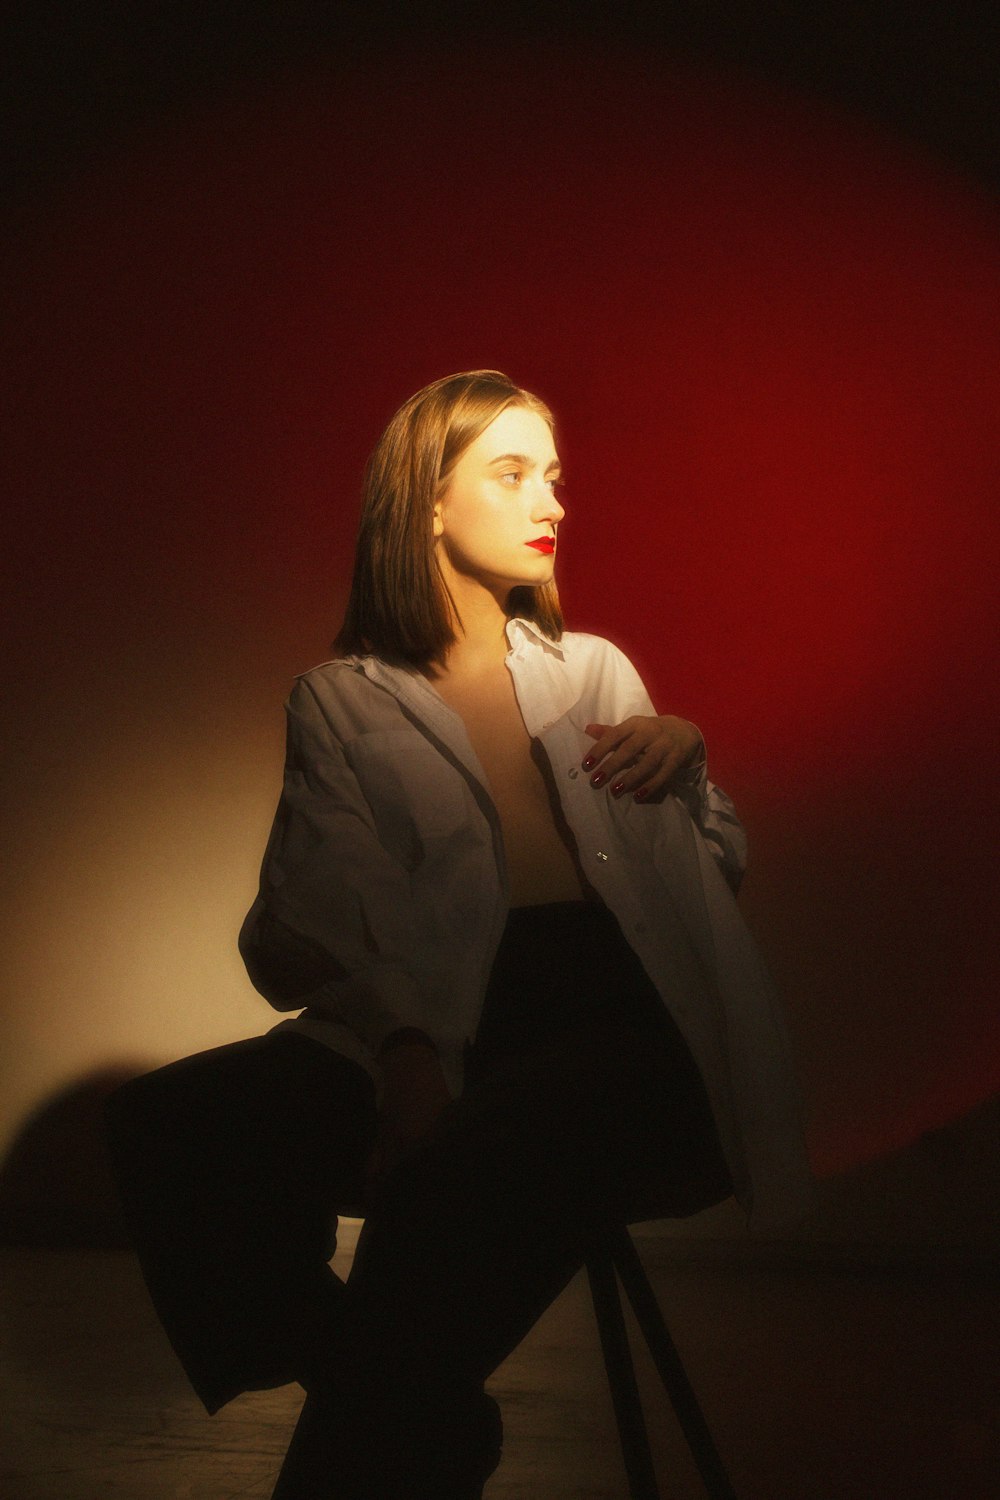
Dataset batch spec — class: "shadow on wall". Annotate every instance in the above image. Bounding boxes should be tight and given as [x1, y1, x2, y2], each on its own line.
[0, 1068, 146, 1249]
[1, 1070, 998, 1262]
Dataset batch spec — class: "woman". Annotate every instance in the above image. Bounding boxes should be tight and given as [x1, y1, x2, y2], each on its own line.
[107, 370, 812, 1498]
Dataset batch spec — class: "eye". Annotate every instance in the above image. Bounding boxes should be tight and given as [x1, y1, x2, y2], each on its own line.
[499, 471, 522, 486]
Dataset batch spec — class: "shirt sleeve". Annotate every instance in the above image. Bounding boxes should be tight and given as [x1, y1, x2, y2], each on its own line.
[670, 750, 748, 895]
[238, 675, 434, 1059]
[606, 640, 748, 894]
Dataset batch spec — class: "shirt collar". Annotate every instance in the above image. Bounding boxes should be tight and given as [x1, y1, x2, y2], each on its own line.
[335, 615, 566, 675]
[505, 616, 566, 659]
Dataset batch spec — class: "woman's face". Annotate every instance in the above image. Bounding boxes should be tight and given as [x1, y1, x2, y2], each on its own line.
[432, 405, 565, 604]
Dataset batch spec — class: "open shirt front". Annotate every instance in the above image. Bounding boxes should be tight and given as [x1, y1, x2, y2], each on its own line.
[239, 618, 813, 1231]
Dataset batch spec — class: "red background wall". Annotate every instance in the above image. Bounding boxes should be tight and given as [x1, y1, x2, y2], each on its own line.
[3, 46, 998, 1180]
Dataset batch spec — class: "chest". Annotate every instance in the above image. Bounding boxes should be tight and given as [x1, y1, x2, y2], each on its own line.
[429, 664, 593, 903]
[431, 666, 539, 799]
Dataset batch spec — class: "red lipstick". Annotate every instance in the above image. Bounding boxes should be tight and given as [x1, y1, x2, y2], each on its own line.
[526, 538, 555, 554]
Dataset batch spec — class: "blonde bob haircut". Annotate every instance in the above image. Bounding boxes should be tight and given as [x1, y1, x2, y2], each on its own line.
[334, 370, 564, 669]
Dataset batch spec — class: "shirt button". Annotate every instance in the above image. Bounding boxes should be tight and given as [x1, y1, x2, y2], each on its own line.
[596, 850, 609, 862]
[568, 767, 579, 779]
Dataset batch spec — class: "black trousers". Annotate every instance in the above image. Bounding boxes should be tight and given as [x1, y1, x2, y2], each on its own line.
[106, 901, 730, 1417]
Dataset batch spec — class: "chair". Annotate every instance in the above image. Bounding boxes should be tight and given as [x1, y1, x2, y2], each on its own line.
[586, 1226, 737, 1500]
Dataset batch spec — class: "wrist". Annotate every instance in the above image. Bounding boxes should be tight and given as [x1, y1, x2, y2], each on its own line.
[671, 718, 704, 769]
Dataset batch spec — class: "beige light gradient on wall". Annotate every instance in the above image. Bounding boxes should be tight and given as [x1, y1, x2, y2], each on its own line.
[1, 681, 288, 1161]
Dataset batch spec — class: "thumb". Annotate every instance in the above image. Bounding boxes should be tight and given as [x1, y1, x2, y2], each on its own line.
[584, 722, 611, 739]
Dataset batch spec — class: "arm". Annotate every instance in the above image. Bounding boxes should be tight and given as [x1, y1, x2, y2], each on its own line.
[240, 674, 442, 1059]
[241, 675, 455, 1193]
[362, 1033, 454, 1202]
[581, 652, 748, 894]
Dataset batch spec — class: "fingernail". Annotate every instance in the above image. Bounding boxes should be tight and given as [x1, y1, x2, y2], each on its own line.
[582, 755, 596, 770]
[634, 786, 648, 801]
[611, 780, 626, 796]
[591, 771, 607, 788]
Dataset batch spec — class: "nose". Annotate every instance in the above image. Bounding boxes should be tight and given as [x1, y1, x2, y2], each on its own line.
[532, 480, 565, 527]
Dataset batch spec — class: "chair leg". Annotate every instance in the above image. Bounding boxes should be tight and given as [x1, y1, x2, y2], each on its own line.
[586, 1251, 660, 1500]
[608, 1227, 737, 1500]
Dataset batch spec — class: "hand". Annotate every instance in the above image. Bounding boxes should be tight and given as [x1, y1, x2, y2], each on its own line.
[582, 715, 702, 803]
[362, 1041, 452, 1207]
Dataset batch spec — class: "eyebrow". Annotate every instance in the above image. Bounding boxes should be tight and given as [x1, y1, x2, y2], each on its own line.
[487, 452, 562, 475]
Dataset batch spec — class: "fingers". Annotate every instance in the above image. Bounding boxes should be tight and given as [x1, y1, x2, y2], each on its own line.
[626, 754, 682, 802]
[581, 718, 639, 775]
[621, 731, 692, 801]
[582, 717, 653, 787]
[581, 716, 688, 800]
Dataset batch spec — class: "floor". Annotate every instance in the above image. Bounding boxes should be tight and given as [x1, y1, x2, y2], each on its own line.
[1, 1231, 996, 1500]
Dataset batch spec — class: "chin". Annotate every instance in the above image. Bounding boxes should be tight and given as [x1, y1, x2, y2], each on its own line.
[502, 565, 553, 588]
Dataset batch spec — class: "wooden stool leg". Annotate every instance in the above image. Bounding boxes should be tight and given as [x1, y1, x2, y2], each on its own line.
[609, 1228, 737, 1500]
[586, 1251, 660, 1500]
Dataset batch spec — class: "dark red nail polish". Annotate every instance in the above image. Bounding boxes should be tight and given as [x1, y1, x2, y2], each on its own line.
[634, 786, 648, 801]
[611, 780, 625, 796]
[582, 755, 596, 770]
[591, 771, 607, 788]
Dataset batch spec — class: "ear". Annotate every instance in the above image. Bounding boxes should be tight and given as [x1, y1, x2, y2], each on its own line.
[431, 500, 445, 538]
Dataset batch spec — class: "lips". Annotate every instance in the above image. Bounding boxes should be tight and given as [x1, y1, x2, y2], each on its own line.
[526, 538, 555, 554]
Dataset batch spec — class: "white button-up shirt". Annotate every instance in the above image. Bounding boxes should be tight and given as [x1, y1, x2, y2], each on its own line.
[240, 617, 813, 1230]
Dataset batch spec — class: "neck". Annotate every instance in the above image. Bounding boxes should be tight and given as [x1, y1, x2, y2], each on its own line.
[435, 572, 513, 678]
